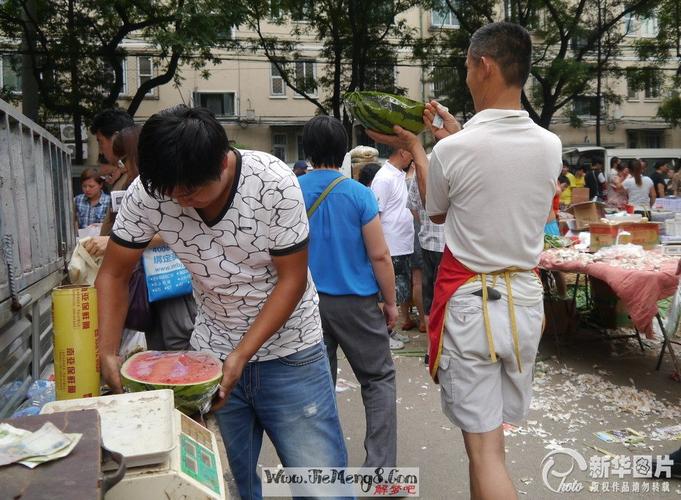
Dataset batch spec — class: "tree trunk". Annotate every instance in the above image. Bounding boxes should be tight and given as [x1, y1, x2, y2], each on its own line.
[21, 0, 39, 121]
[68, 0, 83, 164]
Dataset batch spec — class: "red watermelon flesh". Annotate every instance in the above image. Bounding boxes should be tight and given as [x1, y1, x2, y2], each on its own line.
[125, 351, 221, 384]
[121, 351, 223, 415]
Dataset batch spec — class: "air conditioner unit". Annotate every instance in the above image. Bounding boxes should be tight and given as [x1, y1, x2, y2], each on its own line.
[60, 124, 87, 143]
[65, 142, 88, 160]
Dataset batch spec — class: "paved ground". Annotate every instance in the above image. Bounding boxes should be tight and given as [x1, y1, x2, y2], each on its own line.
[213, 317, 681, 499]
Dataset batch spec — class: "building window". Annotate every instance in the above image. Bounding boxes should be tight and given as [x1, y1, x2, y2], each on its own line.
[217, 26, 236, 41]
[290, 0, 313, 21]
[627, 129, 664, 148]
[570, 34, 589, 52]
[270, 63, 286, 97]
[640, 15, 659, 37]
[365, 62, 397, 93]
[626, 73, 638, 100]
[107, 59, 128, 96]
[138, 56, 155, 95]
[272, 133, 287, 162]
[1, 55, 22, 93]
[375, 2, 395, 25]
[294, 60, 316, 97]
[574, 96, 600, 117]
[297, 135, 305, 160]
[623, 13, 637, 36]
[431, 0, 459, 28]
[644, 71, 661, 99]
[193, 92, 236, 116]
[270, 0, 282, 19]
[431, 66, 455, 99]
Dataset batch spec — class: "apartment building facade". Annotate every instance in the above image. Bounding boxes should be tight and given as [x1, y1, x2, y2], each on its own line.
[20, 2, 673, 165]
[90, 6, 427, 165]
[550, 13, 680, 149]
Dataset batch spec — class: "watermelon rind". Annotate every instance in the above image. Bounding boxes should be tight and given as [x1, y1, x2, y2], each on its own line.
[344, 90, 426, 135]
[120, 351, 223, 415]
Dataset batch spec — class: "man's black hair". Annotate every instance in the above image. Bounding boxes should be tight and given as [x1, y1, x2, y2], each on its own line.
[557, 174, 570, 186]
[303, 115, 347, 168]
[575, 165, 586, 172]
[469, 22, 532, 87]
[138, 105, 229, 197]
[655, 160, 668, 170]
[358, 162, 382, 187]
[89, 108, 134, 137]
[562, 159, 569, 167]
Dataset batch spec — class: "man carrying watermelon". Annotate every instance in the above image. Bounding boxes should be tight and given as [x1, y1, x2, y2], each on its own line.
[368, 22, 561, 500]
[95, 105, 347, 499]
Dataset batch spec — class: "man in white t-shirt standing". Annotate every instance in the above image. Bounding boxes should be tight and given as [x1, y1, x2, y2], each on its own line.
[369, 22, 561, 499]
[95, 105, 346, 499]
[371, 149, 415, 347]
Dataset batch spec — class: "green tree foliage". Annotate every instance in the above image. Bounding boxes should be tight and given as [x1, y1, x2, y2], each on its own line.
[632, 0, 681, 126]
[242, 0, 421, 136]
[419, 0, 656, 130]
[0, 0, 242, 163]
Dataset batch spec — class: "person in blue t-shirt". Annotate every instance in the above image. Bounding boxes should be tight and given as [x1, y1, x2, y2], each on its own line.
[298, 115, 398, 468]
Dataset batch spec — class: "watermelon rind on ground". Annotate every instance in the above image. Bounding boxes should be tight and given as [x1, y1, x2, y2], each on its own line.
[120, 351, 223, 415]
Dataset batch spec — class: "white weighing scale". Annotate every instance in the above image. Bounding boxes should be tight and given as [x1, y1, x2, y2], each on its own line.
[41, 389, 227, 499]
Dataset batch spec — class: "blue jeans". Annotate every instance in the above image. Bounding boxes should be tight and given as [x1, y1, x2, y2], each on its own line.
[215, 342, 348, 499]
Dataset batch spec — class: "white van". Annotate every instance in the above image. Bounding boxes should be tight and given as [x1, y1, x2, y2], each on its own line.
[563, 146, 681, 177]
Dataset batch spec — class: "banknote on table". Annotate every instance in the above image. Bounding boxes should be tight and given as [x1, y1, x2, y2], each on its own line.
[0, 422, 78, 467]
[19, 432, 82, 468]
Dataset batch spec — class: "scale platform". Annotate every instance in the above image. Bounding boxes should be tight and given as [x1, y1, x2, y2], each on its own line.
[41, 389, 227, 499]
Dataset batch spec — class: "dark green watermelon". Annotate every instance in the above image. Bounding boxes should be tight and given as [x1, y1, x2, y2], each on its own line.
[344, 91, 426, 135]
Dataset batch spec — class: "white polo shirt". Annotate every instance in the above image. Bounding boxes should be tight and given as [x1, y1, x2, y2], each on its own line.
[371, 161, 414, 256]
[426, 109, 562, 274]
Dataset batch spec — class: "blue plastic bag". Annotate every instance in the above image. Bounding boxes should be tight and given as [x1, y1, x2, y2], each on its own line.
[142, 245, 193, 303]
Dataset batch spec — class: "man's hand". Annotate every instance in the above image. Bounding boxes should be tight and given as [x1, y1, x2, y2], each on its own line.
[424, 100, 461, 141]
[101, 353, 123, 393]
[210, 351, 249, 412]
[83, 236, 109, 258]
[383, 303, 398, 331]
[366, 125, 420, 152]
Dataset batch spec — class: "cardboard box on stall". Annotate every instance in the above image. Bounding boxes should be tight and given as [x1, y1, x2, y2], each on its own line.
[567, 201, 605, 231]
[571, 187, 591, 205]
[589, 222, 660, 251]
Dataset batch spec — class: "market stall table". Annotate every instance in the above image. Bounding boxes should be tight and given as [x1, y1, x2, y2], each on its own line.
[0, 409, 105, 500]
[540, 246, 681, 375]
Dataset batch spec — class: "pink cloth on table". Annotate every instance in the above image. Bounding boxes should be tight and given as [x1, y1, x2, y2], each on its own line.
[587, 261, 678, 337]
[540, 251, 680, 338]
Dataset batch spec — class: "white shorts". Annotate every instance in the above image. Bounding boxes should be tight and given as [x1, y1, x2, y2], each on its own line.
[438, 293, 543, 433]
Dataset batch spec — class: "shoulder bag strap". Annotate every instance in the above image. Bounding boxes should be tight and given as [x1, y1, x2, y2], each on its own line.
[306, 176, 348, 219]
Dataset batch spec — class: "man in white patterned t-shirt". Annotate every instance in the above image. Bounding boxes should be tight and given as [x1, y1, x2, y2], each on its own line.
[95, 105, 346, 499]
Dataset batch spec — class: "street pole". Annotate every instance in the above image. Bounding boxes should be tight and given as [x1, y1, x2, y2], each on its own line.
[595, 0, 602, 146]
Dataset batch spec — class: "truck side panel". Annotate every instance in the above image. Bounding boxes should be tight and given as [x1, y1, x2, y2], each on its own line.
[0, 99, 75, 417]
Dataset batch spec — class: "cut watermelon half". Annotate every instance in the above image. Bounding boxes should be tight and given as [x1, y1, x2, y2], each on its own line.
[120, 351, 223, 415]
